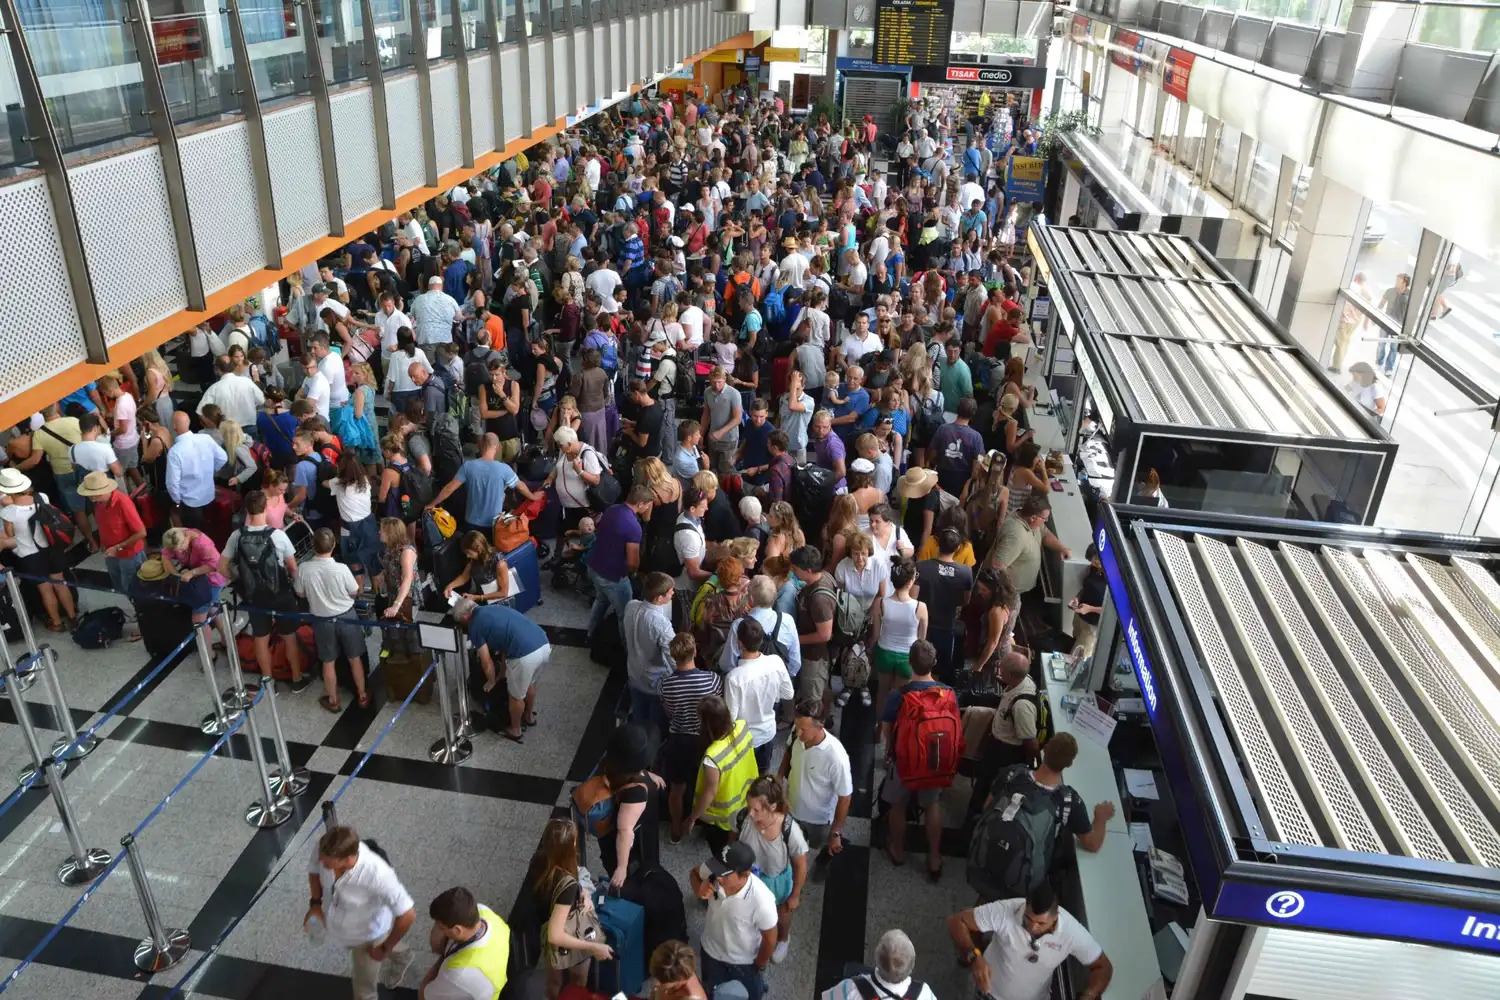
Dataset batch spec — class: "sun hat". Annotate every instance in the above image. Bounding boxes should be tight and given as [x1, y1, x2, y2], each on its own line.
[136, 556, 171, 582]
[850, 457, 876, 475]
[0, 469, 32, 494]
[896, 467, 938, 499]
[76, 472, 118, 498]
[605, 723, 652, 772]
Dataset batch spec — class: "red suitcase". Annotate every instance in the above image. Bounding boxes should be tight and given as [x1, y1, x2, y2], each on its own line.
[130, 482, 162, 542]
[203, 486, 242, 549]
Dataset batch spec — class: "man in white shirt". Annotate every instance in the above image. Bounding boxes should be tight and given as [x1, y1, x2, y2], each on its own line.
[306, 826, 417, 1000]
[165, 411, 226, 527]
[821, 930, 938, 1000]
[840, 316, 883, 367]
[299, 352, 332, 422]
[197, 356, 265, 434]
[308, 283, 350, 332]
[585, 261, 623, 314]
[915, 129, 937, 162]
[582, 153, 602, 193]
[690, 841, 778, 1000]
[678, 295, 707, 350]
[311, 332, 351, 409]
[720, 575, 800, 678]
[411, 276, 461, 346]
[397, 210, 429, 256]
[722, 617, 793, 772]
[373, 292, 411, 364]
[673, 487, 711, 588]
[780, 700, 852, 870]
[960, 175, 986, 215]
[947, 883, 1112, 1000]
[778, 246, 810, 289]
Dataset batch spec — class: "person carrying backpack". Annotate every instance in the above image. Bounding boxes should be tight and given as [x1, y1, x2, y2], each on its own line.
[879, 639, 961, 881]
[966, 733, 1113, 905]
[290, 430, 340, 528]
[221, 489, 311, 692]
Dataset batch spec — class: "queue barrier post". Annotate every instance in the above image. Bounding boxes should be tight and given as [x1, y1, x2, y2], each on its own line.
[121, 833, 191, 972]
[428, 653, 472, 765]
[452, 632, 475, 740]
[41, 757, 111, 886]
[3, 572, 41, 693]
[219, 612, 258, 711]
[2, 660, 50, 788]
[263, 677, 309, 798]
[41, 646, 97, 761]
[194, 620, 241, 736]
[241, 697, 294, 829]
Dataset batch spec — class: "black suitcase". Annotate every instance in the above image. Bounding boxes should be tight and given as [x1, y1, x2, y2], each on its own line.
[131, 587, 194, 661]
[590, 613, 625, 670]
[621, 866, 689, 959]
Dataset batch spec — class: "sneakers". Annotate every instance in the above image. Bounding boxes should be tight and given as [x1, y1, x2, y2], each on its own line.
[288, 674, 315, 693]
[772, 939, 790, 964]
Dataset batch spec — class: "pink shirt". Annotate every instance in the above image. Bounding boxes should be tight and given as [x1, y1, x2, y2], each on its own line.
[185, 532, 228, 587]
[265, 494, 288, 530]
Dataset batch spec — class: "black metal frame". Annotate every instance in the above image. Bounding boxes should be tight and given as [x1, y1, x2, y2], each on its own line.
[1032, 223, 1399, 526]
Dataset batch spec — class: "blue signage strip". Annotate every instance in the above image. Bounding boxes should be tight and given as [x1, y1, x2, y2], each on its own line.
[1215, 880, 1500, 953]
[835, 56, 912, 73]
[1096, 523, 1161, 725]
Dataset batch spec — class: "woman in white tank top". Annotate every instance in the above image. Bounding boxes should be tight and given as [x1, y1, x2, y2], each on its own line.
[869, 557, 929, 716]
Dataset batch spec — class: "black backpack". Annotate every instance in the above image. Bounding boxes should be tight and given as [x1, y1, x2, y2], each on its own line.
[791, 463, 834, 545]
[298, 454, 340, 520]
[758, 610, 790, 663]
[396, 462, 435, 519]
[672, 353, 695, 402]
[234, 527, 287, 604]
[967, 765, 1076, 903]
[71, 607, 126, 649]
[429, 413, 465, 484]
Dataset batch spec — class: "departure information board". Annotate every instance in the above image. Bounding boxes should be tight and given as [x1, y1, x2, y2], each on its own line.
[873, 0, 953, 69]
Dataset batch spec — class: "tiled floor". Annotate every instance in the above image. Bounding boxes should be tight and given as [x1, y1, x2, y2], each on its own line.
[0, 537, 993, 1000]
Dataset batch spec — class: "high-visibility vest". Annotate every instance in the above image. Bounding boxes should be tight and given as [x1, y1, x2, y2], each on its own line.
[697, 719, 757, 829]
[442, 905, 511, 1000]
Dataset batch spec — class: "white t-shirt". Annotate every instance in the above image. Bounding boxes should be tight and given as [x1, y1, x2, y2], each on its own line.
[388, 349, 432, 394]
[319, 351, 349, 407]
[375, 309, 412, 354]
[834, 557, 884, 609]
[841, 332, 882, 365]
[960, 181, 986, 211]
[805, 308, 831, 350]
[586, 269, 623, 312]
[673, 515, 706, 586]
[70, 439, 116, 474]
[555, 446, 606, 510]
[779, 253, 810, 289]
[723, 654, 793, 749]
[679, 306, 706, 348]
[112, 393, 139, 449]
[974, 899, 1103, 1000]
[330, 480, 374, 524]
[308, 841, 415, 949]
[1, 496, 48, 557]
[302, 370, 331, 421]
[823, 975, 938, 1000]
[699, 871, 778, 966]
[403, 219, 429, 255]
[787, 733, 854, 826]
[223, 525, 296, 566]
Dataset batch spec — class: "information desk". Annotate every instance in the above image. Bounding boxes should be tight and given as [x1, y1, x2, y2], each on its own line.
[1044, 653, 1164, 1000]
[1025, 354, 1094, 636]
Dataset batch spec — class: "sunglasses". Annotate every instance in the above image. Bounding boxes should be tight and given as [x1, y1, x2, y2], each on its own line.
[1026, 937, 1040, 963]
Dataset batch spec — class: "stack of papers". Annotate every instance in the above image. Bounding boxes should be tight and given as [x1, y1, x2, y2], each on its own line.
[1128, 822, 1154, 853]
[1147, 848, 1189, 905]
[1123, 768, 1160, 800]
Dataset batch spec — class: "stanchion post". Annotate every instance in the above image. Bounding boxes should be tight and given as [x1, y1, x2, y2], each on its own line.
[2, 664, 49, 788]
[3, 572, 40, 692]
[219, 607, 258, 711]
[263, 677, 309, 798]
[120, 834, 190, 971]
[241, 698, 294, 828]
[41, 646, 97, 760]
[41, 757, 110, 885]
[452, 636, 474, 739]
[428, 653, 472, 765]
[194, 621, 241, 736]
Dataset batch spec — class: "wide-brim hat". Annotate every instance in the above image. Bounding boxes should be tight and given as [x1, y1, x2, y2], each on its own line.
[896, 467, 938, 499]
[0, 469, 32, 494]
[605, 723, 652, 772]
[136, 556, 171, 582]
[77, 471, 118, 498]
[781, 236, 799, 249]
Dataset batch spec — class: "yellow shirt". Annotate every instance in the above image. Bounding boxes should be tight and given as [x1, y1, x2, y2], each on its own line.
[915, 536, 976, 566]
[35, 417, 82, 475]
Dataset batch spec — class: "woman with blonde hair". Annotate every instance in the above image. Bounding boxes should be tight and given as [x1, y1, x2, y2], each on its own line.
[161, 525, 231, 647]
[534, 817, 612, 997]
[764, 501, 804, 562]
[141, 349, 175, 425]
[649, 941, 706, 1000]
[559, 254, 585, 307]
[543, 393, 582, 452]
[345, 362, 381, 468]
[993, 392, 1032, 460]
[725, 536, 760, 574]
[821, 494, 860, 571]
[217, 419, 258, 490]
[376, 516, 423, 657]
[636, 455, 683, 575]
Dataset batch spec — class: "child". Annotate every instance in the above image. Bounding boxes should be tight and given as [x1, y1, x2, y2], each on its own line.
[561, 516, 596, 564]
[294, 527, 370, 712]
[440, 342, 464, 387]
[712, 324, 737, 371]
[735, 775, 809, 963]
[856, 432, 893, 498]
[247, 346, 284, 390]
[658, 632, 722, 842]
[824, 370, 845, 411]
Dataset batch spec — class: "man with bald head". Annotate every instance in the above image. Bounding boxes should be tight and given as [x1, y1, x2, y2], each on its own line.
[425, 432, 536, 536]
[408, 362, 447, 418]
[165, 409, 226, 529]
[966, 651, 1041, 821]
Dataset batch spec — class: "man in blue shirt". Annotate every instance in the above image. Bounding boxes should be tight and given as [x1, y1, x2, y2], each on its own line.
[453, 598, 552, 742]
[427, 433, 536, 536]
[830, 367, 872, 443]
[61, 382, 103, 414]
[736, 399, 774, 486]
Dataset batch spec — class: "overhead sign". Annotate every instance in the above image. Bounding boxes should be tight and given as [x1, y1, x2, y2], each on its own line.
[874, 0, 954, 69]
[836, 56, 912, 74]
[909, 65, 1050, 89]
[1006, 155, 1046, 202]
[763, 47, 804, 63]
[1214, 881, 1500, 955]
[1163, 48, 1195, 102]
[153, 15, 205, 65]
[1111, 28, 1146, 74]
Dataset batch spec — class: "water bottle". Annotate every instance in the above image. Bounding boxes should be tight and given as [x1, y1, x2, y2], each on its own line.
[306, 911, 326, 947]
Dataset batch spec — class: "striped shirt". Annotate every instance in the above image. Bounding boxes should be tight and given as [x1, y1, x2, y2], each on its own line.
[659, 668, 723, 735]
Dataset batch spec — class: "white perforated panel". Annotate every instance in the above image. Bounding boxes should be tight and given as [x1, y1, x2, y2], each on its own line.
[331, 88, 383, 227]
[179, 121, 265, 295]
[500, 46, 524, 143]
[529, 39, 550, 130]
[430, 63, 463, 175]
[386, 73, 428, 198]
[573, 28, 589, 115]
[552, 32, 572, 122]
[0, 177, 90, 401]
[264, 103, 331, 255]
[70, 144, 188, 343]
[469, 53, 496, 157]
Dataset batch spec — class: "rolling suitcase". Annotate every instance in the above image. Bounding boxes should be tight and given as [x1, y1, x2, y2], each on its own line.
[501, 539, 541, 614]
[591, 892, 645, 997]
[203, 485, 242, 549]
[130, 482, 165, 546]
[621, 867, 688, 959]
[384, 650, 433, 704]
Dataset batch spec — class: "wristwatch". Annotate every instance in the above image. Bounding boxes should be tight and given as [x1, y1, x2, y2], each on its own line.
[309, 897, 323, 908]
[959, 947, 982, 968]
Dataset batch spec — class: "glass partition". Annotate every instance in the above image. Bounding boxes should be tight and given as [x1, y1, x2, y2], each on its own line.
[1209, 123, 1238, 196]
[0, 35, 36, 172]
[502, 0, 521, 42]
[236, 0, 312, 109]
[1243, 139, 1280, 221]
[374, 0, 416, 70]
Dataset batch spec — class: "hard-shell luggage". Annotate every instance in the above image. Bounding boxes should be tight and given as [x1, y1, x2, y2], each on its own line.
[203, 485, 242, 549]
[130, 482, 165, 545]
[591, 893, 645, 996]
[384, 650, 433, 704]
[501, 539, 541, 614]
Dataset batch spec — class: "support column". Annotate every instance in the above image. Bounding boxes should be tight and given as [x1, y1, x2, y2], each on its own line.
[1332, 1, 1417, 102]
[360, 0, 397, 209]
[1275, 169, 1364, 361]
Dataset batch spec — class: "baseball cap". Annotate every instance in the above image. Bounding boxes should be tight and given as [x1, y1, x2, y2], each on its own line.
[706, 841, 756, 877]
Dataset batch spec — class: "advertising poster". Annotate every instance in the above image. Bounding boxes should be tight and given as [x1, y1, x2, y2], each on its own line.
[1006, 155, 1046, 202]
[1163, 48, 1195, 102]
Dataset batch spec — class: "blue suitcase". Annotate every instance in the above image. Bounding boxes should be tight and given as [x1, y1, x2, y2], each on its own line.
[592, 891, 645, 996]
[501, 539, 542, 614]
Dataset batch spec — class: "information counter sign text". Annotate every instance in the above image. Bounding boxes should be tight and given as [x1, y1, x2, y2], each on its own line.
[874, 0, 953, 69]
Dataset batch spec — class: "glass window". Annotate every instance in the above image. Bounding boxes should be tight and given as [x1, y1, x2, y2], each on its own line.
[1419, 3, 1500, 51]
[950, 33, 1039, 61]
[1352, 200, 1425, 377]
[1242, 140, 1281, 221]
[1210, 123, 1239, 195]
[847, 28, 874, 59]
[770, 26, 826, 68]
[1283, 163, 1313, 244]
[1419, 236, 1500, 396]
[1160, 95, 1181, 155]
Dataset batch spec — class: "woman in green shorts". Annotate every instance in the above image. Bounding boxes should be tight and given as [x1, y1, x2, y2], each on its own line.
[869, 557, 928, 715]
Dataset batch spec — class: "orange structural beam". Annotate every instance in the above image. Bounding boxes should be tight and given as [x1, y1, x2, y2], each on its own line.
[2, 29, 755, 431]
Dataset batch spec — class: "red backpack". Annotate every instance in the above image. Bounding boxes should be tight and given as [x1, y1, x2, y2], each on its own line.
[893, 684, 964, 790]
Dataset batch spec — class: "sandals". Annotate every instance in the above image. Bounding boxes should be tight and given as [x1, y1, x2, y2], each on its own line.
[499, 730, 525, 744]
[927, 864, 944, 884]
[45, 620, 66, 633]
[882, 844, 905, 868]
[318, 695, 342, 713]
[357, 692, 371, 709]
[522, 711, 538, 728]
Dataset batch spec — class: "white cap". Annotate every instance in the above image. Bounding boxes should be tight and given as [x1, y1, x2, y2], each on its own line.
[850, 457, 876, 474]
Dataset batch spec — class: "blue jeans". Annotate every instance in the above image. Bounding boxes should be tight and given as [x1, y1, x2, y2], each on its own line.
[1376, 339, 1398, 374]
[106, 550, 146, 595]
[628, 684, 668, 740]
[587, 569, 633, 638]
[700, 953, 764, 1000]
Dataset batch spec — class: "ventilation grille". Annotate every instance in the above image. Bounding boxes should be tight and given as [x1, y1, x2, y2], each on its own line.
[469, 52, 497, 157]
[179, 121, 266, 294]
[386, 73, 428, 197]
[0, 178, 90, 401]
[430, 63, 464, 176]
[331, 88, 383, 227]
[264, 103, 331, 254]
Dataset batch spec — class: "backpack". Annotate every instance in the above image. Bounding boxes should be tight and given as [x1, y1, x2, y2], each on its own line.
[592, 333, 619, 374]
[234, 527, 288, 604]
[762, 285, 786, 326]
[892, 683, 963, 791]
[650, 521, 700, 578]
[914, 393, 944, 442]
[71, 607, 126, 649]
[32, 497, 76, 549]
[671, 353, 695, 402]
[298, 454, 340, 520]
[431, 361, 460, 411]
[809, 582, 866, 648]
[1005, 689, 1054, 749]
[429, 413, 465, 484]
[571, 774, 618, 837]
[396, 462, 435, 520]
[967, 765, 1076, 902]
[758, 610, 790, 663]
[828, 286, 854, 324]
[248, 440, 274, 472]
[851, 975, 927, 1000]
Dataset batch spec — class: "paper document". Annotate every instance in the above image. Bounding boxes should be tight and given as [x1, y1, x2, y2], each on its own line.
[1123, 768, 1160, 800]
[1071, 697, 1118, 747]
[1129, 822, 1154, 853]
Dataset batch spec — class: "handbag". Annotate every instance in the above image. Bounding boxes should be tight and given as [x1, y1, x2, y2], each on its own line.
[493, 514, 531, 553]
[545, 875, 604, 970]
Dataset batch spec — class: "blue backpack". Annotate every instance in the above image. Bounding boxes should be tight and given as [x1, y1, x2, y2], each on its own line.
[763, 285, 786, 326]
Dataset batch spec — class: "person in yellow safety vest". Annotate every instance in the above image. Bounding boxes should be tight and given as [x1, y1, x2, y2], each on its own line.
[420, 886, 511, 1000]
[687, 695, 759, 855]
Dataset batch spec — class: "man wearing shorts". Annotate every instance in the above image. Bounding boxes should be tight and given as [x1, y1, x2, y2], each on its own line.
[219, 490, 311, 692]
[790, 545, 835, 716]
[454, 598, 551, 744]
[878, 640, 949, 878]
[295, 528, 370, 712]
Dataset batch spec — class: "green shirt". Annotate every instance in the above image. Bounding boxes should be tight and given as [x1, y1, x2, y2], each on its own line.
[937, 358, 973, 413]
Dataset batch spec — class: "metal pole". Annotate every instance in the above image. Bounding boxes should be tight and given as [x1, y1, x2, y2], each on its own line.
[120, 834, 190, 971]
[451, 640, 475, 739]
[321, 799, 339, 831]
[428, 653, 472, 764]
[3, 573, 40, 692]
[41, 647, 97, 760]
[41, 757, 110, 885]
[3, 666, 49, 788]
[242, 698, 294, 828]
[194, 622, 240, 736]
[264, 677, 309, 798]
[219, 617, 258, 711]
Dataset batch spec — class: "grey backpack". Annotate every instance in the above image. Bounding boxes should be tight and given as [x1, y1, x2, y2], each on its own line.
[967, 765, 1074, 903]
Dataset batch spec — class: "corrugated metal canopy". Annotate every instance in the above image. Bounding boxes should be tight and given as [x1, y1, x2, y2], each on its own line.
[1042, 227, 1380, 441]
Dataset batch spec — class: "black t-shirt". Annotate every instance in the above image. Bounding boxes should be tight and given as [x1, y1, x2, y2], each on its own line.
[634, 401, 664, 458]
[988, 766, 1093, 840]
[704, 489, 740, 542]
[1077, 568, 1106, 626]
[613, 777, 660, 871]
[917, 558, 974, 631]
[901, 492, 939, 549]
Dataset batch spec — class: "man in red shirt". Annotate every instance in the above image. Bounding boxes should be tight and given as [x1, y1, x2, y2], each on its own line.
[79, 472, 146, 594]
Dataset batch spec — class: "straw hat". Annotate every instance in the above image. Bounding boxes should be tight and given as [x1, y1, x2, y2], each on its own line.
[896, 467, 938, 499]
[0, 469, 32, 494]
[136, 556, 171, 583]
[76, 472, 118, 499]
